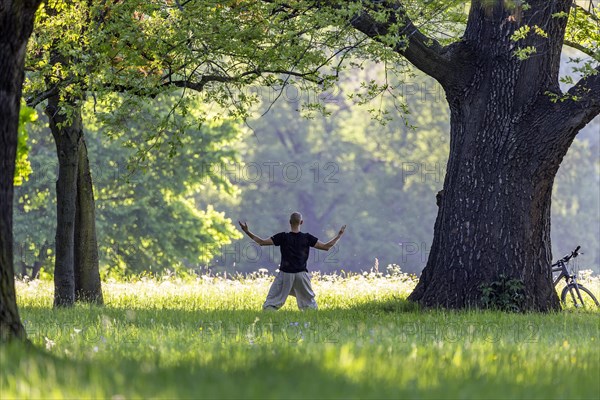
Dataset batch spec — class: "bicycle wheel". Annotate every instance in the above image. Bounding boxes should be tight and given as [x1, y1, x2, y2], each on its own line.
[561, 284, 600, 309]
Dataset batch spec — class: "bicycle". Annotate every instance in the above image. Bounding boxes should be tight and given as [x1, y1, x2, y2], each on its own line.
[552, 245, 599, 309]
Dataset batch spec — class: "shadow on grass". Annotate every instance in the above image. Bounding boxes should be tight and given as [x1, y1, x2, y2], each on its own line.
[340, 296, 421, 313]
[1, 340, 404, 399]
[3, 321, 595, 400]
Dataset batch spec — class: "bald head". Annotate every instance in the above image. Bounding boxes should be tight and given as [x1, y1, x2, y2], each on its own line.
[290, 212, 303, 227]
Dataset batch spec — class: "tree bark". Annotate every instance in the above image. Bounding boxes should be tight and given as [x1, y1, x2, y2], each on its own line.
[346, 0, 600, 310]
[74, 138, 103, 304]
[408, 98, 566, 310]
[47, 96, 103, 306]
[0, 0, 43, 342]
[47, 96, 81, 307]
[407, 0, 582, 311]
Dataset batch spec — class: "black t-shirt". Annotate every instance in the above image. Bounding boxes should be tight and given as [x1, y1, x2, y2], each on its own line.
[271, 232, 318, 273]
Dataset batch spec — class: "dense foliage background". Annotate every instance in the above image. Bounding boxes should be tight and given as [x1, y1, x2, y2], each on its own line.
[13, 53, 599, 277]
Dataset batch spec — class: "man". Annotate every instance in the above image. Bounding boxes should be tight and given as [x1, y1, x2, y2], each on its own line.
[238, 212, 346, 310]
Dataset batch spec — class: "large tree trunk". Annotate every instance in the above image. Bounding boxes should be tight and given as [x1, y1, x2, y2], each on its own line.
[74, 138, 103, 304]
[47, 96, 81, 307]
[406, 0, 600, 311]
[348, 0, 600, 310]
[408, 101, 567, 310]
[0, 0, 42, 342]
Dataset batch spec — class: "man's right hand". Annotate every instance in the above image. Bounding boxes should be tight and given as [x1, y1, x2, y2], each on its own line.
[338, 225, 346, 237]
[238, 221, 249, 233]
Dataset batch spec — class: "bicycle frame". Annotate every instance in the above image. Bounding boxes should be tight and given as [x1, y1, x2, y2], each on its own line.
[552, 258, 588, 306]
[552, 245, 580, 287]
[551, 261, 569, 286]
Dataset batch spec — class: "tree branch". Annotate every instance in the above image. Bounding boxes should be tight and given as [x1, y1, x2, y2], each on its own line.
[26, 66, 324, 110]
[571, 2, 599, 23]
[26, 85, 61, 108]
[549, 65, 600, 137]
[347, 0, 458, 86]
[565, 2, 600, 61]
[566, 64, 600, 125]
[564, 40, 600, 61]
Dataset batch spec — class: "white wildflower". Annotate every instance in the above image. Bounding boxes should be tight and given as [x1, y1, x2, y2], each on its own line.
[44, 337, 55, 350]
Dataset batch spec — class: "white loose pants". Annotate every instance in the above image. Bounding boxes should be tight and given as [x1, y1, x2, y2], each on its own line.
[263, 271, 318, 310]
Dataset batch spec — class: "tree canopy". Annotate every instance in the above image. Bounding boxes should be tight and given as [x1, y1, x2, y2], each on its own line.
[9, 0, 600, 312]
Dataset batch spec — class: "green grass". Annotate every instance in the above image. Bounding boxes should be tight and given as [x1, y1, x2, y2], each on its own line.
[2, 272, 600, 399]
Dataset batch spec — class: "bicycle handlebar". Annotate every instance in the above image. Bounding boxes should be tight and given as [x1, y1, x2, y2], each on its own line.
[560, 245, 581, 263]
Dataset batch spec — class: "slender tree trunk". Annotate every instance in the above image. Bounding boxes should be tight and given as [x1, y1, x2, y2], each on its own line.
[40, 16, 103, 305]
[47, 96, 81, 307]
[47, 97, 103, 306]
[0, 0, 42, 342]
[74, 138, 103, 304]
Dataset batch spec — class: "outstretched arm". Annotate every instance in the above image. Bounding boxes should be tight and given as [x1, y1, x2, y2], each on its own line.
[314, 225, 346, 251]
[238, 221, 274, 246]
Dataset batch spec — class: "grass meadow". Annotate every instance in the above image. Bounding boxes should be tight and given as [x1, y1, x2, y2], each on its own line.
[2, 269, 599, 399]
